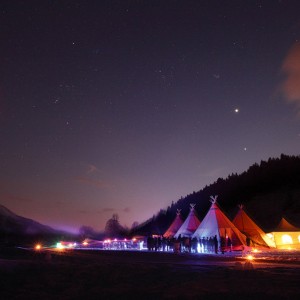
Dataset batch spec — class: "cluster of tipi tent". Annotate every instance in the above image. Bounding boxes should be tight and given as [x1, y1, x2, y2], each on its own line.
[163, 196, 300, 250]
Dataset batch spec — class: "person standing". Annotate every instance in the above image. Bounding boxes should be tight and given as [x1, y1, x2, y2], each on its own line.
[213, 235, 218, 254]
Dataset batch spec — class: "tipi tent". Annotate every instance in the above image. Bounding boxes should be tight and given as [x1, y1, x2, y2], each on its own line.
[174, 204, 201, 238]
[232, 205, 276, 248]
[192, 196, 247, 251]
[163, 209, 183, 238]
[267, 217, 300, 249]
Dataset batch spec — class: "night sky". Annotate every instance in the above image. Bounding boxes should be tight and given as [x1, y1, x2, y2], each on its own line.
[0, 1, 300, 232]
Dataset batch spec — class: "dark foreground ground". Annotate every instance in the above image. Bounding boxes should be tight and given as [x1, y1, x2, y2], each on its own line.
[1, 248, 300, 299]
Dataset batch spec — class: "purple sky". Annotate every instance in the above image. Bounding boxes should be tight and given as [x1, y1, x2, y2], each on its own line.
[0, 1, 300, 232]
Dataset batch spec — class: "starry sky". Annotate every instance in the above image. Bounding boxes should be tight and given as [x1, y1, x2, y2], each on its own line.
[0, 1, 300, 232]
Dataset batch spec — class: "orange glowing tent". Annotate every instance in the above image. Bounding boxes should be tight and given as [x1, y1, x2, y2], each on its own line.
[163, 209, 183, 238]
[232, 205, 276, 248]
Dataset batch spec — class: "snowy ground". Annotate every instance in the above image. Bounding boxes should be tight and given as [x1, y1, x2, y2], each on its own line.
[0, 248, 300, 299]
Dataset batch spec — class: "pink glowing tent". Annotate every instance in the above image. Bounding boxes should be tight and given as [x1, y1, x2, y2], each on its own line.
[163, 209, 183, 238]
[192, 196, 247, 251]
[174, 204, 201, 238]
[232, 205, 276, 248]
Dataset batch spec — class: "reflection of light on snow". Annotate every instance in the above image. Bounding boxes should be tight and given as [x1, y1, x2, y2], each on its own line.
[282, 234, 293, 244]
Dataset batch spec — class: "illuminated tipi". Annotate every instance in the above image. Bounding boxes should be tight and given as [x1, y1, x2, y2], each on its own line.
[267, 217, 300, 249]
[232, 204, 276, 248]
[174, 204, 201, 238]
[163, 209, 183, 239]
[192, 196, 247, 251]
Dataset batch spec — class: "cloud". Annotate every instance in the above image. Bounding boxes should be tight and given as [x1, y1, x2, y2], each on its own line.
[97, 207, 131, 214]
[281, 42, 300, 112]
[85, 164, 99, 174]
[74, 176, 110, 189]
[2, 194, 34, 204]
[97, 208, 116, 214]
[123, 207, 130, 213]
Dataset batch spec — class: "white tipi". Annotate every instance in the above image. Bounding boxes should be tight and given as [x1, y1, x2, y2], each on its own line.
[174, 204, 201, 238]
[192, 196, 247, 251]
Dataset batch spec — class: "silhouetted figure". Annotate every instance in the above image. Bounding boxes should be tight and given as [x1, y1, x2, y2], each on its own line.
[227, 237, 232, 252]
[209, 237, 213, 253]
[213, 235, 218, 254]
[191, 237, 198, 253]
[147, 236, 154, 251]
[220, 236, 226, 254]
[246, 236, 251, 247]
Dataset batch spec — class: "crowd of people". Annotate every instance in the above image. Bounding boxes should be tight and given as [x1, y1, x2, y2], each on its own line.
[146, 235, 233, 254]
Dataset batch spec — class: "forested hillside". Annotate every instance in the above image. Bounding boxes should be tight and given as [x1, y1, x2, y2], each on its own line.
[132, 154, 300, 235]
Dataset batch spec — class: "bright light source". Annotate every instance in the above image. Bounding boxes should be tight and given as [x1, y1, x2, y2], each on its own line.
[246, 255, 254, 261]
[82, 241, 88, 246]
[56, 242, 64, 250]
[35, 244, 42, 250]
[252, 248, 259, 253]
[234, 108, 239, 113]
[282, 234, 293, 244]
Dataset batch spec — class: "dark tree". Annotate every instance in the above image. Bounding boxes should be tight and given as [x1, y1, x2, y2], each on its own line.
[104, 214, 125, 238]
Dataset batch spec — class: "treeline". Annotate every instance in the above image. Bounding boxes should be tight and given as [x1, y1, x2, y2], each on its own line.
[131, 154, 300, 236]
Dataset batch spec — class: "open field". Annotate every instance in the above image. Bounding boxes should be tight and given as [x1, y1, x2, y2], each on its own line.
[1, 248, 300, 299]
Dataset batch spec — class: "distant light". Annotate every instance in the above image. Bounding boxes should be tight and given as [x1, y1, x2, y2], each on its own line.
[246, 255, 254, 261]
[252, 248, 259, 253]
[234, 108, 239, 113]
[282, 234, 293, 244]
[56, 242, 64, 250]
[35, 244, 42, 250]
[244, 147, 247, 151]
[82, 241, 88, 246]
